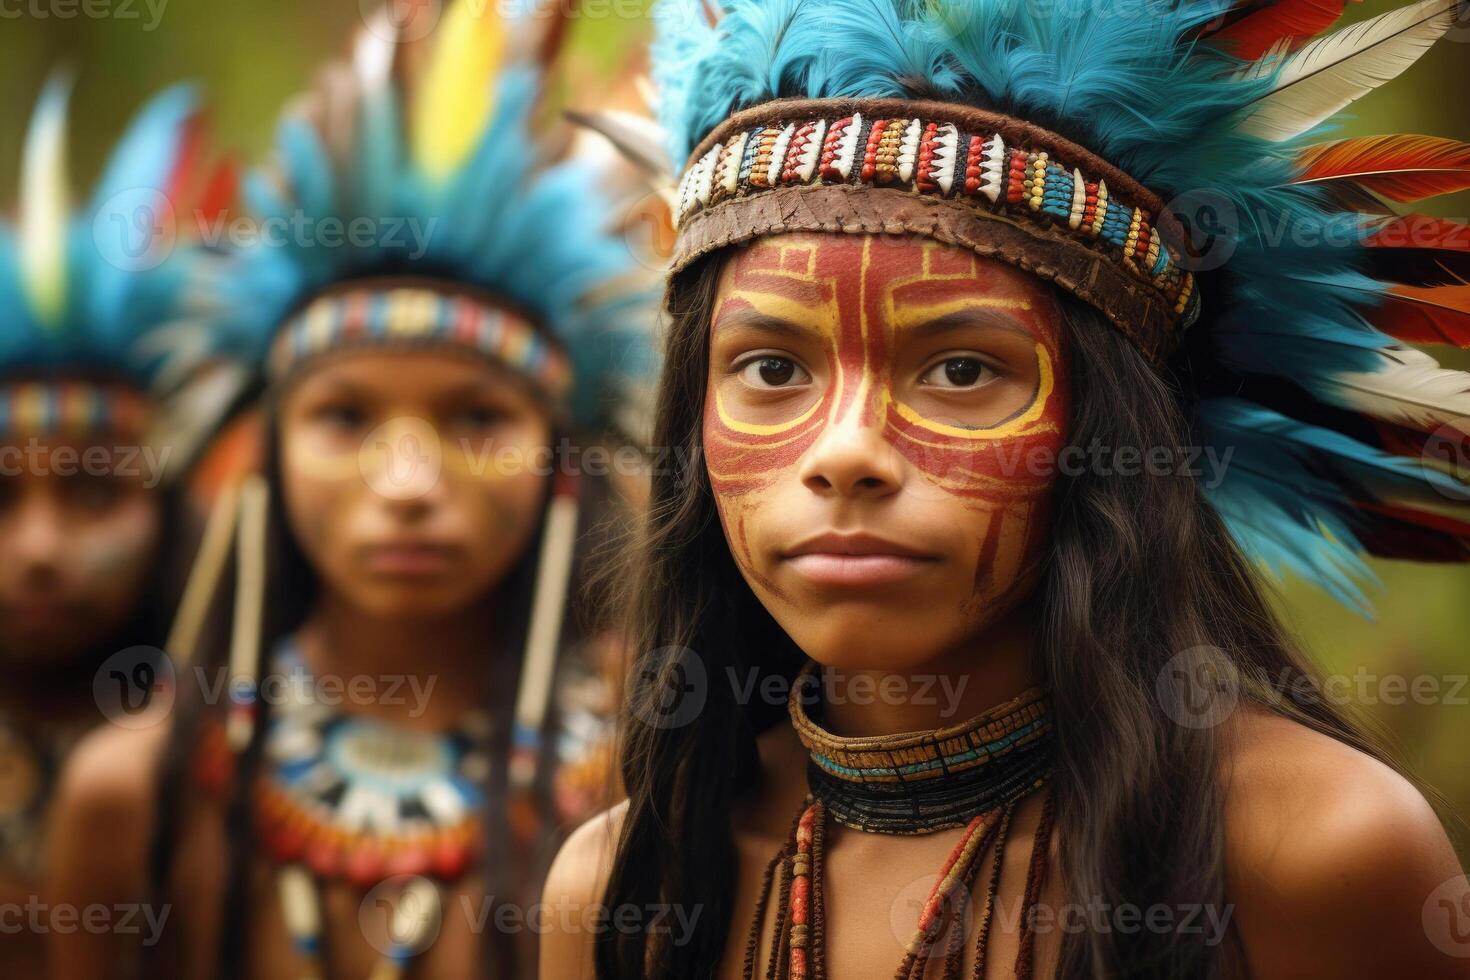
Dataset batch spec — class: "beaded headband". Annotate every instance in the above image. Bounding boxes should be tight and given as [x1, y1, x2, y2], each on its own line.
[0, 380, 149, 440]
[269, 285, 574, 406]
[672, 97, 1200, 362]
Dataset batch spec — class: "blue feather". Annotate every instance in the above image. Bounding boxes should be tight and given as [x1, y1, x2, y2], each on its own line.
[192, 18, 652, 431]
[0, 82, 209, 385]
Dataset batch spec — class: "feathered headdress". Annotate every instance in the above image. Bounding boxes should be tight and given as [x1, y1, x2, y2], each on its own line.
[184, 5, 658, 834]
[610, 0, 1470, 613]
[0, 75, 225, 437]
[186, 0, 652, 432]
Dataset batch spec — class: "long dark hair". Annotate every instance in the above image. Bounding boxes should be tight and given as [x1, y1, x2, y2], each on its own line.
[594, 249, 1412, 979]
[143, 390, 591, 978]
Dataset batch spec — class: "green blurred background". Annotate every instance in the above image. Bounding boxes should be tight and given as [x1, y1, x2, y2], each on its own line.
[0, 1, 1466, 847]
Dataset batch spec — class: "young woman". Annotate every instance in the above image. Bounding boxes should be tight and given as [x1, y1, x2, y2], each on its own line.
[0, 76, 211, 976]
[543, 0, 1470, 977]
[48, 4, 648, 978]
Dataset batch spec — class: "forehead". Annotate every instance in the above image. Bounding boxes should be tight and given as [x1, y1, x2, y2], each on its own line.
[284, 350, 531, 402]
[713, 232, 1061, 330]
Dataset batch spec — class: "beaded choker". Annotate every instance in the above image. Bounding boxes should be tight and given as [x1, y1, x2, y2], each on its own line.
[788, 662, 1053, 835]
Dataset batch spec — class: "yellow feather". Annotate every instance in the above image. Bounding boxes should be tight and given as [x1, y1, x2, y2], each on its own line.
[411, 0, 507, 183]
[19, 73, 73, 329]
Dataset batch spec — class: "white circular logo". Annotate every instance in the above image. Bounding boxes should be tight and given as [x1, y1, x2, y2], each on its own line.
[1156, 646, 1239, 730]
[360, 416, 443, 501]
[360, 874, 443, 958]
[92, 188, 178, 272]
[93, 646, 174, 728]
[627, 646, 708, 730]
[362, 0, 443, 43]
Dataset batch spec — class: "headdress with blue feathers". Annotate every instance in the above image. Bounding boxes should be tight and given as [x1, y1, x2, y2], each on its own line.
[615, 0, 1470, 613]
[0, 75, 212, 436]
[190, 0, 650, 433]
[188, 4, 657, 829]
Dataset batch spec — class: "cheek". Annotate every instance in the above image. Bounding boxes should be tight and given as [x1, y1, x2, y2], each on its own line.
[892, 359, 1070, 607]
[280, 436, 355, 567]
[459, 470, 545, 566]
[70, 497, 160, 597]
[703, 394, 803, 576]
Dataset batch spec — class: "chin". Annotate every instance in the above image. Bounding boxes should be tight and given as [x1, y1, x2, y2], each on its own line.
[350, 583, 478, 621]
[779, 612, 962, 674]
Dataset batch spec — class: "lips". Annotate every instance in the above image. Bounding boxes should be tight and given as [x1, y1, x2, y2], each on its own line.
[782, 532, 939, 587]
[358, 540, 462, 576]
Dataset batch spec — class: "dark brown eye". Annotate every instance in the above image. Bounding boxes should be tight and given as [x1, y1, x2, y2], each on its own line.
[945, 358, 983, 386]
[759, 358, 794, 385]
[738, 355, 809, 388]
[921, 356, 992, 389]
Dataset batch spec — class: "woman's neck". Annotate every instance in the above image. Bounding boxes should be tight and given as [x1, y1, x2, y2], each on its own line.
[292, 593, 496, 730]
[817, 612, 1039, 738]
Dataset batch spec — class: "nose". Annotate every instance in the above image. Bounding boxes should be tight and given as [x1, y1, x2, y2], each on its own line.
[9, 489, 65, 578]
[798, 403, 904, 499]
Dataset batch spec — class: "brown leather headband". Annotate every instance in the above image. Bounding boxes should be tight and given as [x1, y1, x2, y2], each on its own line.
[670, 97, 1200, 362]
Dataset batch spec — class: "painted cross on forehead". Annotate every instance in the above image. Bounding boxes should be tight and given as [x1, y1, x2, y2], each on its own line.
[705, 234, 1070, 503]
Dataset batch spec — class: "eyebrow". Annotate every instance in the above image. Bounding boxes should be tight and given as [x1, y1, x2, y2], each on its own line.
[899, 308, 1037, 343]
[709, 306, 821, 340]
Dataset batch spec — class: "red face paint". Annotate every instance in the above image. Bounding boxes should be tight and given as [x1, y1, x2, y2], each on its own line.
[703, 233, 1072, 650]
[706, 234, 1068, 500]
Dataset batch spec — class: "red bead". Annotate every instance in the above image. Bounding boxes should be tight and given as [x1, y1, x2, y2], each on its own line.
[305, 835, 342, 877]
[270, 818, 308, 862]
[386, 844, 431, 879]
[344, 842, 386, 889]
[432, 835, 472, 880]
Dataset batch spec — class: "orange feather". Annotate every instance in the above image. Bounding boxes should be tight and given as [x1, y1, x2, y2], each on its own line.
[1295, 134, 1470, 202]
[1365, 214, 1470, 251]
[1205, 0, 1354, 60]
[1372, 283, 1470, 347]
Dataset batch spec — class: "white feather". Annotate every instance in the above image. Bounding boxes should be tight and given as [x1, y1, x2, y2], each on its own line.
[19, 73, 72, 328]
[1329, 344, 1470, 435]
[565, 108, 674, 181]
[354, 8, 397, 92]
[1236, 0, 1464, 142]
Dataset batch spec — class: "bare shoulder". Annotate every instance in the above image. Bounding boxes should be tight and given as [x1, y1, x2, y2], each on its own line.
[538, 799, 630, 980]
[1220, 705, 1470, 979]
[49, 713, 171, 890]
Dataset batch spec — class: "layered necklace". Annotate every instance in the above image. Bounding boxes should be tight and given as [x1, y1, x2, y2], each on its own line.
[744, 662, 1057, 980]
[0, 713, 82, 878]
[198, 640, 492, 979]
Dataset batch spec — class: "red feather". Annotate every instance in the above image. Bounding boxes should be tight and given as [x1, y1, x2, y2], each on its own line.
[1370, 283, 1470, 347]
[164, 112, 203, 210]
[1205, 0, 1353, 60]
[1295, 135, 1470, 203]
[1363, 215, 1470, 288]
[1352, 500, 1470, 562]
[194, 159, 239, 229]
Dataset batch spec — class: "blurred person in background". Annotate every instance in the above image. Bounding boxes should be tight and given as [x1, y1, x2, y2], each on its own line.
[544, 0, 1470, 977]
[0, 76, 217, 974]
[46, 1, 652, 978]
